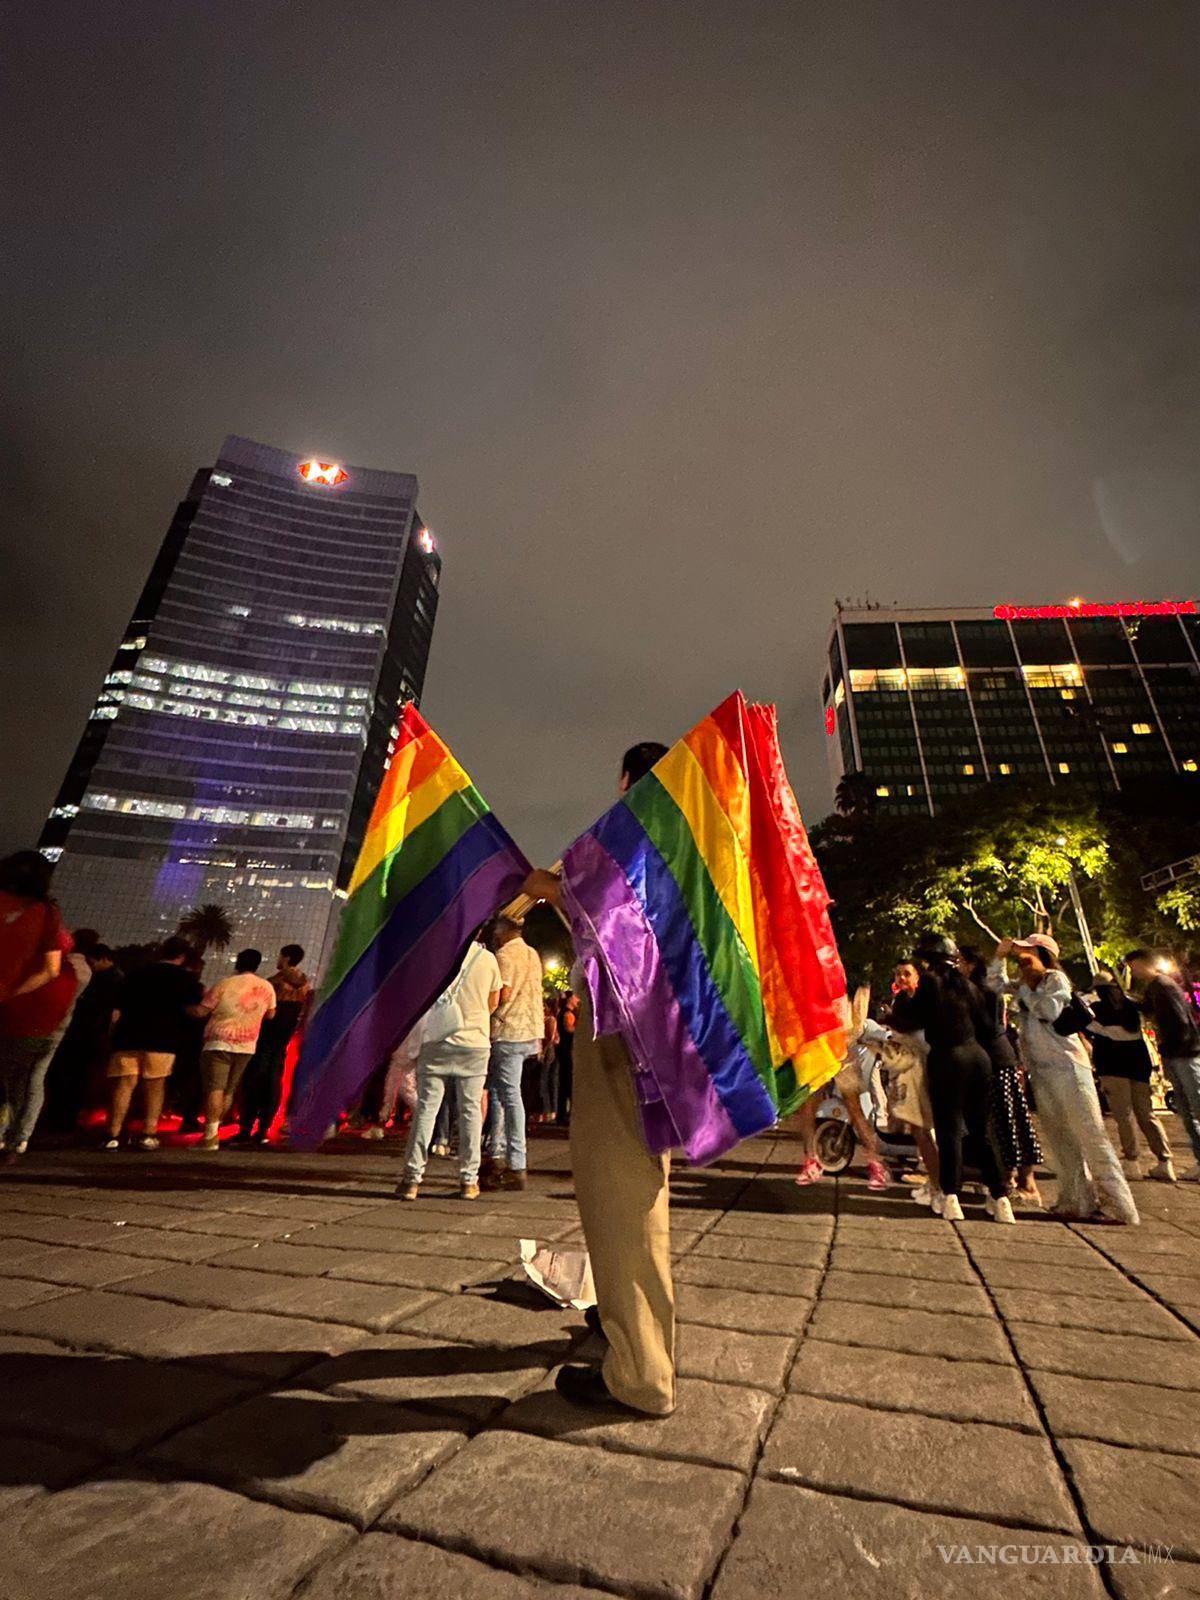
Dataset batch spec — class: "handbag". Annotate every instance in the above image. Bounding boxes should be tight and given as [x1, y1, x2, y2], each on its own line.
[422, 945, 483, 1046]
[1053, 991, 1095, 1038]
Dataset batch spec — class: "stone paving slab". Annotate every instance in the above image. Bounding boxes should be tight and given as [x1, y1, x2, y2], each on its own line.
[787, 1338, 1040, 1431]
[0, 1472, 349, 1600]
[960, 1236, 1107, 1267]
[300, 1222, 519, 1259]
[972, 1258, 1132, 1298]
[0, 1433, 102, 1510]
[67, 1225, 242, 1262]
[0, 1337, 256, 1453]
[676, 1322, 796, 1390]
[302, 1331, 557, 1419]
[1134, 1273, 1200, 1308]
[2, 1243, 164, 1289]
[809, 1300, 1014, 1364]
[1061, 1438, 1200, 1561]
[380, 1428, 746, 1600]
[760, 1393, 1078, 1532]
[835, 1217, 965, 1251]
[828, 1243, 978, 1282]
[710, 1214, 834, 1241]
[710, 1478, 1107, 1600]
[0, 1213, 132, 1249]
[150, 1387, 471, 1525]
[1006, 1323, 1200, 1390]
[299, 1532, 610, 1600]
[990, 1286, 1191, 1340]
[690, 1232, 829, 1268]
[104, 1263, 437, 1331]
[395, 1286, 583, 1350]
[0, 1287, 371, 1377]
[160, 1210, 318, 1241]
[0, 1277, 71, 1308]
[821, 1268, 992, 1317]
[1030, 1369, 1200, 1457]
[672, 1254, 823, 1296]
[496, 1369, 775, 1472]
[1107, 1558, 1200, 1600]
[677, 1283, 811, 1336]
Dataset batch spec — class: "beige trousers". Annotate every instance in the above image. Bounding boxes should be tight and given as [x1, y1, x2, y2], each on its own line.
[570, 995, 676, 1415]
[1100, 1075, 1171, 1162]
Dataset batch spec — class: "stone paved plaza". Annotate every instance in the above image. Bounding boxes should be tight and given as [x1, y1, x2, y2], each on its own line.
[1, 1122, 1199, 1600]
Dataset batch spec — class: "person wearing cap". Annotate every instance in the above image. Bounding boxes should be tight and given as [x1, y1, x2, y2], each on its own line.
[988, 935, 1138, 1225]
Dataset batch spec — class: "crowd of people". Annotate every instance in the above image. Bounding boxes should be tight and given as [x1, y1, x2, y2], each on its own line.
[791, 929, 1200, 1229]
[2, 790, 1200, 1420]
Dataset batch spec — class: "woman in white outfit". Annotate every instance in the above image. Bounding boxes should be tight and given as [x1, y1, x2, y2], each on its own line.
[988, 934, 1138, 1226]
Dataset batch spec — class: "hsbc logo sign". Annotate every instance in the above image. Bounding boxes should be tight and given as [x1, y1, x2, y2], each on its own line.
[298, 459, 349, 487]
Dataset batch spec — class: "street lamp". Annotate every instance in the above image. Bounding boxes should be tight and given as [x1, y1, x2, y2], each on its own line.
[1056, 834, 1098, 976]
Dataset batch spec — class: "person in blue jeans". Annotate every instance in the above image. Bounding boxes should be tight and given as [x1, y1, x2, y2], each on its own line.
[481, 916, 544, 1192]
[399, 939, 502, 1202]
[1126, 950, 1200, 1182]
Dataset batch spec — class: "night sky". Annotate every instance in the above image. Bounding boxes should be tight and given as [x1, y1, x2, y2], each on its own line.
[5, 1, 1198, 865]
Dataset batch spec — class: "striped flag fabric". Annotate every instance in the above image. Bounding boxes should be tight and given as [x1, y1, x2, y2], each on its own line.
[288, 704, 531, 1149]
[561, 691, 846, 1164]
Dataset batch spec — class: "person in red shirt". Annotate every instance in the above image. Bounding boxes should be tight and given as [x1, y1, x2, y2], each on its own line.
[0, 852, 79, 1158]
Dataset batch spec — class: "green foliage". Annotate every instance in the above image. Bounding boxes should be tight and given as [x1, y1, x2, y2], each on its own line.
[176, 902, 235, 955]
[542, 965, 570, 999]
[812, 783, 1200, 984]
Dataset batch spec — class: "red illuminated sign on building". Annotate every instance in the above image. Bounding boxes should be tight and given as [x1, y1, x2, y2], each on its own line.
[298, 459, 349, 487]
[825, 706, 837, 736]
[993, 600, 1196, 621]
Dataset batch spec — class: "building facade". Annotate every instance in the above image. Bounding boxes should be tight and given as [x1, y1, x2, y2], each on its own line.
[823, 601, 1200, 815]
[41, 435, 441, 964]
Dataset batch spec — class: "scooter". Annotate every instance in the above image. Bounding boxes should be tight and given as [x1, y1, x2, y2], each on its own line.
[812, 1051, 922, 1176]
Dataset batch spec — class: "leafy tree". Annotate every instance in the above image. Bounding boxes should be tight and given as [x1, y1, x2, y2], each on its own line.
[812, 783, 1199, 985]
[176, 902, 235, 956]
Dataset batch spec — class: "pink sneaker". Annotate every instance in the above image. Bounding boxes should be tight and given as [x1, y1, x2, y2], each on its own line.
[794, 1157, 824, 1186]
[866, 1159, 890, 1192]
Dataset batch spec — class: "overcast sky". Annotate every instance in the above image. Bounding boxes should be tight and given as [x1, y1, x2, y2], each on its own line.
[4, 0, 1198, 864]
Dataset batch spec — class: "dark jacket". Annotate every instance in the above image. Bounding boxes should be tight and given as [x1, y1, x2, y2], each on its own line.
[1142, 976, 1200, 1060]
[1086, 982, 1153, 1083]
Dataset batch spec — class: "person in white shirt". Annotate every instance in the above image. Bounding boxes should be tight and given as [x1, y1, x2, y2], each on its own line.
[195, 948, 276, 1151]
[399, 937, 502, 1201]
[481, 916, 545, 1192]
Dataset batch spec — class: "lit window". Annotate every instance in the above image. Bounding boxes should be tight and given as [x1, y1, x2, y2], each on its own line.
[834, 680, 845, 707]
[1183, 759, 1198, 773]
[49, 804, 79, 819]
[210, 472, 233, 488]
[1058, 762, 1071, 774]
[39, 846, 62, 863]
[89, 705, 118, 721]
[104, 670, 132, 686]
[121, 797, 187, 820]
[998, 763, 1012, 775]
[226, 604, 251, 618]
[962, 764, 975, 776]
[1022, 663, 1082, 688]
[121, 635, 148, 652]
[142, 656, 169, 673]
[1132, 722, 1153, 735]
[1060, 688, 1077, 701]
[191, 805, 250, 825]
[1112, 742, 1128, 755]
[875, 785, 890, 798]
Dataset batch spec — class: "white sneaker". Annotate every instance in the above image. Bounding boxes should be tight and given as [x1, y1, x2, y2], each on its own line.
[911, 1183, 934, 1206]
[431, 1142, 450, 1158]
[363, 1126, 385, 1141]
[138, 1136, 160, 1151]
[103, 1138, 120, 1151]
[941, 1194, 964, 1222]
[1122, 1157, 1142, 1181]
[991, 1196, 1016, 1225]
[1148, 1159, 1177, 1183]
[929, 1189, 946, 1215]
[201, 1135, 220, 1151]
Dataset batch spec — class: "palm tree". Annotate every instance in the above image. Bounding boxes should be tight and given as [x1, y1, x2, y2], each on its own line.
[835, 771, 877, 819]
[177, 902, 234, 957]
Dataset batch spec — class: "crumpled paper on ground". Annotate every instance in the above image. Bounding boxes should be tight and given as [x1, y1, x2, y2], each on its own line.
[519, 1238, 596, 1310]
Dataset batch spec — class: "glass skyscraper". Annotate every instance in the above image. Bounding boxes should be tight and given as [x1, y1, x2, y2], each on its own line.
[823, 601, 1200, 815]
[41, 435, 441, 964]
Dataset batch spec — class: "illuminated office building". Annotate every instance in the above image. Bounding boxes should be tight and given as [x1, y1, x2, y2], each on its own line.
[823, 600, 1200, 815]
[41, 435, 441, 961]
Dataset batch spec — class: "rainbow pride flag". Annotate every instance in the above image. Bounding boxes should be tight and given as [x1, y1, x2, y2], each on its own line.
[288, 704, 531, 1149]
[561, 691, 846, 1164]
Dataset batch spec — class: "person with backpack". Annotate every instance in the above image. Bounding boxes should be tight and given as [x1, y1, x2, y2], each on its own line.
[397, 934, 503, 1201]
[1124, 950, 1200, 1182]
[988, 934, 1138, 1224]
[1083, 967, 1175, 1183]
